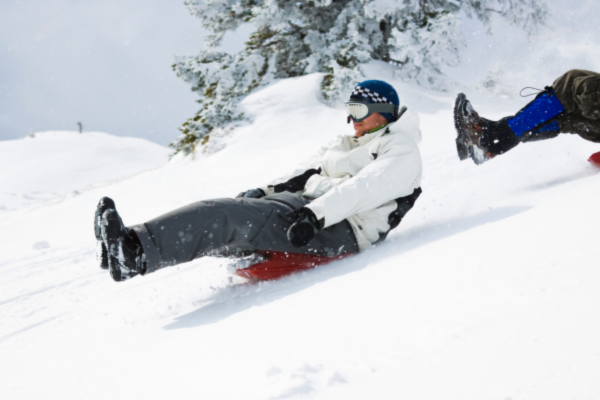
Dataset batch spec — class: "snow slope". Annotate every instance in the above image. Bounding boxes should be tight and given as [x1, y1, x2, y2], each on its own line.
[0, 131, 170, 211]
[1, 73, 599, 400]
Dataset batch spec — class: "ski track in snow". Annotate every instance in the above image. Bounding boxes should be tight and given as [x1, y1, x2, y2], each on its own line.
[1, 74, 600, 399]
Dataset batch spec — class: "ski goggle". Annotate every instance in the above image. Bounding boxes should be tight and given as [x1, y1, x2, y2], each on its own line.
[345, 100, 398, 123]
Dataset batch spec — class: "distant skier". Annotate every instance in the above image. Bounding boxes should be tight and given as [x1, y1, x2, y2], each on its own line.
[94, 80, 423, 282]
[454, 69, 600, 165]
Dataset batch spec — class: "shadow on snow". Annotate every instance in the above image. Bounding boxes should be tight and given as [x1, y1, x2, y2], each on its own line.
[164, 205, 531, 330]
[519, 167, 598, 193]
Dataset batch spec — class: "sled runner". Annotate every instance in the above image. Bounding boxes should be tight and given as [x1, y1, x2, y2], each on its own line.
[588, 152, 600, 168]
[235, 250, 352, 281]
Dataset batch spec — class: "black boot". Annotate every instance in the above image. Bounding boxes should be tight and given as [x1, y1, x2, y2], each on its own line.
[101, 208, 145, 282]
[94, 197, 115, 269]
[454, 93, 520, 165]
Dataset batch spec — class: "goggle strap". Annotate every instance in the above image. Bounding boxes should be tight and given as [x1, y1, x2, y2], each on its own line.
[346, 103, 406, 122]
[346, 102, 398, 115]
[397, 105, 407, 120]
[364, 103, 397, 114]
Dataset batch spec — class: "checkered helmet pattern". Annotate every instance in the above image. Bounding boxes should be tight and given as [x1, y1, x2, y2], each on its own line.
[351, 86, 392, 104]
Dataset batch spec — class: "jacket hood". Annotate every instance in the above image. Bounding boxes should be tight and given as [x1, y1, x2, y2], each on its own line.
[354, 107, 422, 147]
[388, 107, 422, 144]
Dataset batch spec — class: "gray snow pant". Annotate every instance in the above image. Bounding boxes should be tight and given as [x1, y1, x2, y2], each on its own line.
[130, 192, 359, 275]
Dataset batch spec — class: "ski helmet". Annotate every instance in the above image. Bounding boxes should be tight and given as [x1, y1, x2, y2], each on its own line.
[347, 80, 400, 122]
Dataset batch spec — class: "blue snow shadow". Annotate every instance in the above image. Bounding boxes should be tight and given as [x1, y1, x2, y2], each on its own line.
[520, 167, 598, 193]
[164, 206, 531, 330]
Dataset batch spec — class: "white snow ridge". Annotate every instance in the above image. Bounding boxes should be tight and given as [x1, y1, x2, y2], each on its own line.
[1, 74, 599, 400]
[0, 131, 170, 211]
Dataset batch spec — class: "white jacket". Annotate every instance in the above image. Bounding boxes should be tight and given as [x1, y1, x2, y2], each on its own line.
[267, 108, 423, 251]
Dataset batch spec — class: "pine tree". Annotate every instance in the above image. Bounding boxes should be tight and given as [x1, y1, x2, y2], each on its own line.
[171, 0, 548, 156]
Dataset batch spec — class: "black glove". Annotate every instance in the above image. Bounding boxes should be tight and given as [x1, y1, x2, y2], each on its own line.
[236, 188, 266, 199]
[286, 207, 322, 247]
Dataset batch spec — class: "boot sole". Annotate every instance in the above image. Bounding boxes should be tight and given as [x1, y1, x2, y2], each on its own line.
[94, 197, 115, 270]
[454, 94, 491, 165]
[102, 209, 140, 282]
[453, 93, 472, 161]
[102, 209, 131, 282]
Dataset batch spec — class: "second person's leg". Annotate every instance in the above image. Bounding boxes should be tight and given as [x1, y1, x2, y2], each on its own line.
[453, 69, 600, 164]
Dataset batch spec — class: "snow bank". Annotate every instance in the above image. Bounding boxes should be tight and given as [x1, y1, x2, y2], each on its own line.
[0, 131, 169, 211]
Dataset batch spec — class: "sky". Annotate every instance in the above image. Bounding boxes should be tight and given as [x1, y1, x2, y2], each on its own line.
[1, 0, 599, 146]
[0, 0, 249, 145]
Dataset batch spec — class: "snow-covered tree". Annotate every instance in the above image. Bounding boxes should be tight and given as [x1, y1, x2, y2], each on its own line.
[171, 0, 548, 156]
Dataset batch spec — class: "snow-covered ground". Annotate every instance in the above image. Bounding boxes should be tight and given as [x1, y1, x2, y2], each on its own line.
[1, 73, 599, 399]
[0, 131, 170, 211]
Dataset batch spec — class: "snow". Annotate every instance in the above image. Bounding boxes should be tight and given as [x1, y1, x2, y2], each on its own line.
[0, 131, 170, 211]
[1, 73, 600, 399]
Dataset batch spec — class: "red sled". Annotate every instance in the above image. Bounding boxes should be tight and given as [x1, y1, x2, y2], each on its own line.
[588, 152, 600, 168]
[235, 250, 352, 281]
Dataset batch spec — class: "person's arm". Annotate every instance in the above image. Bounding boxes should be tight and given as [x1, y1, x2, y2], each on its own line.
[265, 168, 322, 195]
[305, 138, 422, 228]
[237, 136, 343, 199]
[236, 168, 322, 198]
[262, 136, 348, 195]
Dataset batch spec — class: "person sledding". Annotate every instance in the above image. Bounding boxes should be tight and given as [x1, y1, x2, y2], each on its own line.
[94, 80, 423, 282]
[454, 69, 600, 165]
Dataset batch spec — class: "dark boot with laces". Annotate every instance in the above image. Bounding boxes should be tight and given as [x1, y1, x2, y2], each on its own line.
[94, 197, 115, 270]
[101, 208, 145, 282]
[454, 93, 520, 165]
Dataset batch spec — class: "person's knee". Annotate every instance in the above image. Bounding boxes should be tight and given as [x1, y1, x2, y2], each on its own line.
[562, 69, 586, 78]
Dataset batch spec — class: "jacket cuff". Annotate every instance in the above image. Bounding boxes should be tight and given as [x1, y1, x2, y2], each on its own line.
[305, 203, 326, 227]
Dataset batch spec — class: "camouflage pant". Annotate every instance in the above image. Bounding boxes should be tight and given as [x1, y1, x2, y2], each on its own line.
[551, 69, 600, 143]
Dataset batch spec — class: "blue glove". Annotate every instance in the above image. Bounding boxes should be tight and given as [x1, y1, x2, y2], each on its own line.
[236, 188, 266, 199]
[286, 207, 322, 247]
